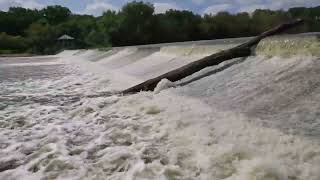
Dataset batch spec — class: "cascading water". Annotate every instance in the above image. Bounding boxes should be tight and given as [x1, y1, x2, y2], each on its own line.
[0, 33, 320, 180]
[255, 33, 320, 57]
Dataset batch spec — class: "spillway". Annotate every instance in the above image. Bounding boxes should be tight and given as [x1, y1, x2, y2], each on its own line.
[0, 33, 320, 180]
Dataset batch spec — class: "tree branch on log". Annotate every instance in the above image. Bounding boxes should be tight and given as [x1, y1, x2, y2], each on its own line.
[122, 19, 304, 94]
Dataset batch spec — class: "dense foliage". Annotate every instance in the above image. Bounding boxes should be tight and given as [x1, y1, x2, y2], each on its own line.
[0, 2, 319, 54]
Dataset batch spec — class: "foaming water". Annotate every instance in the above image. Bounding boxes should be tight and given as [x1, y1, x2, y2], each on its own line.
[255, 33, 320, 57]
[159, 44, 237, 57]
[1, 34, 320, 180]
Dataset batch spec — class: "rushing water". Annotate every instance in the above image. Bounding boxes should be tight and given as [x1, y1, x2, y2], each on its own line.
[0, 34, 320, 180]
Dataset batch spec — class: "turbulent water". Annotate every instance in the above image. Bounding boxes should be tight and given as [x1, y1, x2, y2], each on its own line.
[0, 33, 320, 180]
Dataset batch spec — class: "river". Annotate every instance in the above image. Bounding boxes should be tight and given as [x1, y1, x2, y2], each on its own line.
[0, 33, 320, 179]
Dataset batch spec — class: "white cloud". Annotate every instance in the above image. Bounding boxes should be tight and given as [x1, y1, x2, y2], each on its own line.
[83, 1, 118, 16]
[238, 4, 267, 13]
[203, 4, 233, 15]
[154, 2, 180, 14]
[235, 0, 263, 5]
[237, 0, 319, 13]
[0, 0, 43, 11]
[266, 0, 307, 10]
[191, 0, 206, 6]
[202, 0, 319, 14]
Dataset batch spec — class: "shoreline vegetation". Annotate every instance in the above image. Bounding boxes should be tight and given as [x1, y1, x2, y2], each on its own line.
[0, 1, 319, 55]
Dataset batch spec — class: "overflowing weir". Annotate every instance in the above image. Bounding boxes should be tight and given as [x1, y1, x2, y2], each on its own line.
[0, 33, 320, 179]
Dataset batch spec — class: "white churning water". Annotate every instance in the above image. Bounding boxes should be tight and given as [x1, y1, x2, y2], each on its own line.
[0, 33, 320, 180]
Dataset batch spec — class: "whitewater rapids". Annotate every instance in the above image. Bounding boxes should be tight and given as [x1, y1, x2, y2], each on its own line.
[0, 33, 320, 180]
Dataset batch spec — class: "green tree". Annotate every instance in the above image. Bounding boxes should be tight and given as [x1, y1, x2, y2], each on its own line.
[0, 32, 30, 53]
[309, 6, 320, 31]
[85, 30, 111, 47]
[57, 14, 96, 48]
[0, 7, 41, 35]
[115, 1, 155, 45]
[25, 22, 59, 54]
[97, 10, 121, 45]
[289, 6, 320, 32]
[251, 9, 291, 34]
[157, 10, 202, 42]
[41, 5, 71, 25]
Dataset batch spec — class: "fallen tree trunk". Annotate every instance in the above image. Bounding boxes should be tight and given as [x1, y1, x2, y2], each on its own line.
[122, 19, 304, 94]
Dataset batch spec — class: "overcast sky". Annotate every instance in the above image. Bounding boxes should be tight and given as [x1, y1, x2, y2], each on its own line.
[0, 0, 319, 16]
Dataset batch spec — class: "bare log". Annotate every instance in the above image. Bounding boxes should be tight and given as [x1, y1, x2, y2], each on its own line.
[122, 19, 304, 94]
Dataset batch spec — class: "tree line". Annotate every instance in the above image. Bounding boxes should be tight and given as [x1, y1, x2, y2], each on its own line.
[0, 1, 319, 55]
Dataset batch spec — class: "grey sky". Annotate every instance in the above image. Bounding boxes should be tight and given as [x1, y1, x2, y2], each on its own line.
[0, 0, 319, 16]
